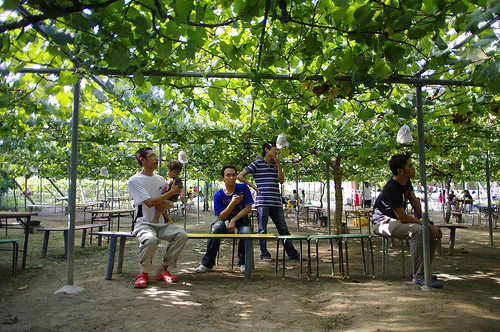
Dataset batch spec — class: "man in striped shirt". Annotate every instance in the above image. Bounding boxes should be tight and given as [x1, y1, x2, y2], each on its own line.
[238, 142, 300, 261]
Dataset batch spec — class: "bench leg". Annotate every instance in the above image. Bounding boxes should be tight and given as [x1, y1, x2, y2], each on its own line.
[330, 239, 338, 277]
[337, 239, 343, 277]
[41, 231, 50, 258]
[275, 239, 280, 276]
[13, 241, 18, 279]
[299, 239, 303, 277]
[244, 238, 252, 281]
[315, 239, 320, 281]
[63, 230, 68, 257]
[282, 239, 286, 279]
[105, 236, 118, 280]
[116, 237, 127, 274]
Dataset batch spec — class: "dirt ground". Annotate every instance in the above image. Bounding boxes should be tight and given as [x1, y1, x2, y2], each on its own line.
[1, 206, 499, 331]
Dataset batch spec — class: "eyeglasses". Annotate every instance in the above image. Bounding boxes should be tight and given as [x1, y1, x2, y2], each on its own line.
[145, 153, 158, 159]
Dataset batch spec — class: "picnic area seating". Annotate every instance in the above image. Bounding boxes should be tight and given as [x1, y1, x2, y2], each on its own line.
[40, 224, 106, 258]
[89, 231, 277, 281]
[0, 239, 19, 279]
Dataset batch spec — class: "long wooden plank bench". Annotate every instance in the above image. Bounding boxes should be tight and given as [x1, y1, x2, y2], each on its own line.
[41, 224, 106, 258]
[89, 231, 277, 281]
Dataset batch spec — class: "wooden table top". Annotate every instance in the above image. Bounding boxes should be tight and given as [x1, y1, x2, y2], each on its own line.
[0, 211, 38, 218]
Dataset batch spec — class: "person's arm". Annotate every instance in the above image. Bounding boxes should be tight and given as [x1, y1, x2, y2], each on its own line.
[237, 169, 260, 193]
[218, 194, 244, 221]
[272, 155, 285, 184]
[408, 191, 422, 219]
[142, 185, 180, 208]
[227, 203, 253, 233]
[392, 207, 420, 224]
[392, 206, 442, 240]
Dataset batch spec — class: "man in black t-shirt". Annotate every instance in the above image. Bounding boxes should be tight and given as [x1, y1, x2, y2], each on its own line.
[372, 153, 443, 288]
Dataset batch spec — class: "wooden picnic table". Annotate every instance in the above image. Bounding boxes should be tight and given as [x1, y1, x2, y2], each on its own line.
[76, 202, 104, 223]
[90, 208, 135, 231]
[344, 208, 373, 234]
[0, 211, 38, 268]
[437, 224, 468, 255]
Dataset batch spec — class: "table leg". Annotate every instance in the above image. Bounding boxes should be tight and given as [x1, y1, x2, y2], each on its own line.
[22, 217, 30, 268]
[117, 237, 127, 274]
[41, 231, 50, 258]
[105, 236, 118, 280]
[449, 228, 457, 255]
[97, 226, 104, 247]
[81, 229, 86, 248]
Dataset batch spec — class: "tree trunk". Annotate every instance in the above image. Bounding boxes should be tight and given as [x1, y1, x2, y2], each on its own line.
[319, 182, 325, 209]
[203, 181, 209, 211]
[333, 155, 343, 235]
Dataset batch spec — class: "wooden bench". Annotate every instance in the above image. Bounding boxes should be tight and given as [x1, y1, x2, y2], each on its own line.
[89, 231, 277, 281]
[40, 224, 106, 258]
[437, 224, 468, 255]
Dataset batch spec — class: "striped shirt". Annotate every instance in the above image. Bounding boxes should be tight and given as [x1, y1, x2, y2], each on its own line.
[245, 158, 282, 207]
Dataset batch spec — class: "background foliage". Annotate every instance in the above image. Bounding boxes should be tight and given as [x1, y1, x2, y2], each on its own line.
[0, 0, 499, 189]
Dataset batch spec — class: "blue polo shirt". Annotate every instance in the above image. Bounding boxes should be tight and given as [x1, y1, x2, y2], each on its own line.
[245, 158, 282, 207]
[213, 183, 254, 222]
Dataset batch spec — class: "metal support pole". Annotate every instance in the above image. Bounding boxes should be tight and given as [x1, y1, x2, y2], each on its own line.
[184, 165, 187, 231]
[485, 152, 493, 246]
[295, 170, 299, 232]
[111, 176, 114, 209]
[197, 178, 200, 225]
[416, 85, 432, 290]
[158, 142, 163, 175]
[66, 76, 81, 286]
[326, 161, 332, 235]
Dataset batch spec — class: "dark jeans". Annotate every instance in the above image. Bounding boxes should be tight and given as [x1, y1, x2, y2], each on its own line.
[257, 206, 298, 259]
[201, 220, 251, 268]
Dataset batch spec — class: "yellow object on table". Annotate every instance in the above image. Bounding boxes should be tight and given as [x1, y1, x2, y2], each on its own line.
[353, 217, 368, 227]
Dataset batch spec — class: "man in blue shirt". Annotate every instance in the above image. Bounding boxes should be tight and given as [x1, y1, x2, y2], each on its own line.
[238, 142, 300, 261]
[195, 164, 254, 273]
[372, 153, 443, 288]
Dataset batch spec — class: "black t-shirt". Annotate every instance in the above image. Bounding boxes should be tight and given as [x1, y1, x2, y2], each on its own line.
[372, 178, 413, 225]
[163, 176, 183, 202]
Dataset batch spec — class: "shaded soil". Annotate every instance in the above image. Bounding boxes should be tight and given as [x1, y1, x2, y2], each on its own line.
[0, 207, 499, 331]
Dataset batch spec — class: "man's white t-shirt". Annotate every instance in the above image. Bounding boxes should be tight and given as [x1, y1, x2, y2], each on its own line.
[128, 173, 166, 225]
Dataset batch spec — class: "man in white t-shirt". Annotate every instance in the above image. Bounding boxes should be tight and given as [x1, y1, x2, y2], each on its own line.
[128, 147, 188, 288]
